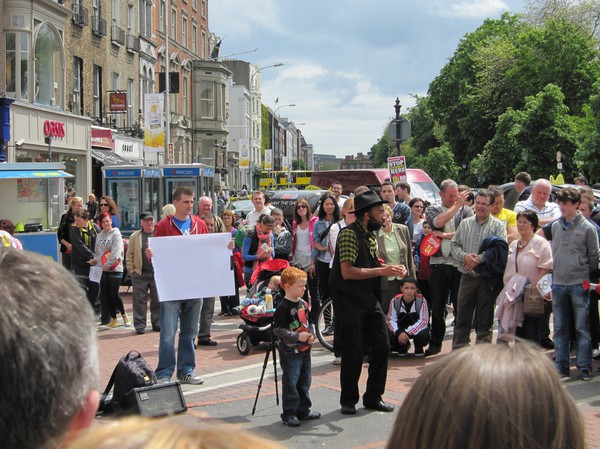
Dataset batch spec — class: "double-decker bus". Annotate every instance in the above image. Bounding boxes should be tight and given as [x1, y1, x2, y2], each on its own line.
[259, 170, 313, 189]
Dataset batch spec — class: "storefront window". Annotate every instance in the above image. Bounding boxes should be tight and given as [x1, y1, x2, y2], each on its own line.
[34, 23, 64, 108]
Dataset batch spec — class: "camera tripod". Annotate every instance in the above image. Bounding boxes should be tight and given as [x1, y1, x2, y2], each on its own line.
[251, 321, 280, 415]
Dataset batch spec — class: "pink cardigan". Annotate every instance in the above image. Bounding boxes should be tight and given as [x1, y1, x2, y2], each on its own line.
[291, 216, 318, 257]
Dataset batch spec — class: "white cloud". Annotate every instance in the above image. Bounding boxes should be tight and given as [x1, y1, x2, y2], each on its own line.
[430, 0, 510, 18]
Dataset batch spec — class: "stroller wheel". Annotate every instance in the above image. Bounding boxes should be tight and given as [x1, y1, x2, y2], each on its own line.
[237, 333, 252, 355]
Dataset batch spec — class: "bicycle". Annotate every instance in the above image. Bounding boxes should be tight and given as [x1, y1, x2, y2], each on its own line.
[315, 298, 334, 352]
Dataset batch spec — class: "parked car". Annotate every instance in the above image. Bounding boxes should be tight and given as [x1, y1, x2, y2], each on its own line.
[225, 197, 254, 219]
[310, 168, 441, 205]
[500, 182, 600, 208]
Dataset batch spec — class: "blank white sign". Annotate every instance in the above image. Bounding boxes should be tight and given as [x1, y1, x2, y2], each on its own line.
[149, 233, 235, 301]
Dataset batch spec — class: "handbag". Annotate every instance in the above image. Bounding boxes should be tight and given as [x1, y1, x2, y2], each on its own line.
[523, 284, 545, 318]
[514, 239, 546, 319]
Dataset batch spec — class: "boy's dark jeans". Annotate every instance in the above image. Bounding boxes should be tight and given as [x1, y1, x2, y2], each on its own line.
[278, 343, 312, 419]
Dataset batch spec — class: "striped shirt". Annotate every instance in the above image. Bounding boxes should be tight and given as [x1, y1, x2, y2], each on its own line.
[514, 198, 560, 222]
[451, 214, 507, 275]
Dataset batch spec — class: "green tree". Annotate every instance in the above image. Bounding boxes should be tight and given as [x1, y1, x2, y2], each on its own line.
[368, 133, 394, 168]
[261, 103, 271, 152]
[576, 82, 600, 182]
[292, 159, 307, 170]
[416, 144, 460, 186]
[514, 84, 578, 180]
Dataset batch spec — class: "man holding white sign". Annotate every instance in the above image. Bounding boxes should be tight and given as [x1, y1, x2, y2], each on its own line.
[146, 186, 209, 385]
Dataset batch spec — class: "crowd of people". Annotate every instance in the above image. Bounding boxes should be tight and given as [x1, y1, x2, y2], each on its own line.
[3, 173, 599, 449]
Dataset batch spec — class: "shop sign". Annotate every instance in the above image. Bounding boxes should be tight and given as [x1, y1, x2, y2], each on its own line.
[114, 138, 142, 161]
[91, 127, 113, 149]
[43, 120, 65, 139]
[109, 92, 127, 112]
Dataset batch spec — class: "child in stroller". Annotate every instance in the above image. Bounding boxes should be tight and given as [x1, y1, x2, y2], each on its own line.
[236, 259, 290, 355]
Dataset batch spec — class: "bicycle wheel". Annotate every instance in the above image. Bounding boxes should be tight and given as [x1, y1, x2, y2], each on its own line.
[316, 298, 334, 352]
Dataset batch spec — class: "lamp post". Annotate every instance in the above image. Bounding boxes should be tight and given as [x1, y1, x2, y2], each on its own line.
[394, 97, 401, 156]
[274, 104, 296, 115]
[248, 63, 284, 191]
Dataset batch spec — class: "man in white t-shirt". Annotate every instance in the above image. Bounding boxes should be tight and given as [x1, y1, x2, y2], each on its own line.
[245, 190, 271, 226]
[331, 181, 346, 208]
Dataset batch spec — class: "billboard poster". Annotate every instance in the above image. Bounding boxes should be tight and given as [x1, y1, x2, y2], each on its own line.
[239, 139, 249, 168]
[388, 156, 407, 182]
[144, 94, 165, 152]
[264, 149, 272, 170]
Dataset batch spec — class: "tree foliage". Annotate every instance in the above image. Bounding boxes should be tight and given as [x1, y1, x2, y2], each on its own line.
[374, 6, 600, 185]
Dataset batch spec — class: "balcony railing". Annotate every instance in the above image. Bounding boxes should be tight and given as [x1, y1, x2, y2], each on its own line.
[92, 14, 107, 37]
[126, 34, 139, 53]
[71, 4, 89, 27]
[111, 25, 125, 46]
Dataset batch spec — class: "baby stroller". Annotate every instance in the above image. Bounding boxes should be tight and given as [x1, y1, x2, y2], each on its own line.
[236, 259, 289, 355]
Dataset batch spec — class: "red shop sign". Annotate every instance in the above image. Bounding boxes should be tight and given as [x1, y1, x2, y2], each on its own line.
[43, 120, 65, 138]
[109, 92, 127, 112]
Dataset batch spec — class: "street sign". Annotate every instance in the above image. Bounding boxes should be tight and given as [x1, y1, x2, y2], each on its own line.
[387, 117, 411, 143]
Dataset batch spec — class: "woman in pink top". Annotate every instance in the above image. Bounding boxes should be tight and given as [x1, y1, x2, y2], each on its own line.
[501, 210, 553, 344]
[291, 198, 319, 320]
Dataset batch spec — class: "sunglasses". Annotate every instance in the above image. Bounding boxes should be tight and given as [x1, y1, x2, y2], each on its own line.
[100, 203, 109, 207]
[296, 205, 307, 209]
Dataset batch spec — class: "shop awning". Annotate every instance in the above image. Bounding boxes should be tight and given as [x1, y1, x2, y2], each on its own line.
[91, 148, 132, 166]
[0, 170, 73, 179]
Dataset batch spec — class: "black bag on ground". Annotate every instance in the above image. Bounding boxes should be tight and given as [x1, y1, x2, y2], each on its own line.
[98, 350, 157, 415]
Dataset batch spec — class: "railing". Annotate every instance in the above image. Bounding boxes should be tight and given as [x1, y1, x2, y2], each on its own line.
[126, 34, 139, 53]
[71, 4, 89, 27]
[111, 25, 125, 46]
[92, 14, 107, 37]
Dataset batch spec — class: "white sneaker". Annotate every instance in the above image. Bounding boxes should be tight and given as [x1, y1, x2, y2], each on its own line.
[157, 378, 171, 385]
[178, 372, 204, 385]
[333, 357, 342, 365]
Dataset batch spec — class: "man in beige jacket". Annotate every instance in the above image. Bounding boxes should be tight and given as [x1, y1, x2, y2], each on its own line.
[127, 211, 161, 334]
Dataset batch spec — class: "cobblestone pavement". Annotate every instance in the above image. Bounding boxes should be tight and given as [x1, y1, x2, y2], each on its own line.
[96, 291, 600, 449]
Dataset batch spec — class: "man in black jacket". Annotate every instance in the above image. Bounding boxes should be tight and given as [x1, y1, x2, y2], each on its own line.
[330, 190, 406, 415]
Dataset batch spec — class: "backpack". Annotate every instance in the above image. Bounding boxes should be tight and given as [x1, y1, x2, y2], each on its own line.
[99, 350, 157, 415]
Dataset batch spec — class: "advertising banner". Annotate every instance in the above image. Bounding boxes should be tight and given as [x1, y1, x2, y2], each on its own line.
[144, 94, 165, 152]
[264, 149, 272, 170]
[239, 139, 249, 168]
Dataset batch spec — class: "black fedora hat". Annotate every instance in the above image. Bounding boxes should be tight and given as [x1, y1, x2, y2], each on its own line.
[351, 190, 388, 214]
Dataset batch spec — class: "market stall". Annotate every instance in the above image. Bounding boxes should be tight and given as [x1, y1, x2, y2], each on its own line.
[0, 162, 73, 261]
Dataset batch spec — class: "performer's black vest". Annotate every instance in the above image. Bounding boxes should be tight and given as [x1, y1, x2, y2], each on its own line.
[330, 221, 381, 308]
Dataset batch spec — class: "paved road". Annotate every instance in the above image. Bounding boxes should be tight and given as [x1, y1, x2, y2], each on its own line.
[96, 292, 600, 449]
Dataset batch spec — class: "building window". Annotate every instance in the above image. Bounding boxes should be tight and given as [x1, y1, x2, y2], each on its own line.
[159, 0, 165, 33]
[200, 80, 214, 119]
[192, 0, 197, 10]
[201, 0, 206, 18]
[93, 65, 102, 120]
[112, 72, 121, 127]
[112, 0, 119, 25]
[34, 23, 64, 108]
[192, 23, 197, 54]
[201, 30, 206, 59]
[182, 16, 187, 47]
[171, 8, 176, 40]
[127, 4, 134, 31]
[5, 32, 30, 101]
[182, 73, 188, 116]
[127, 78, 134, 126]
[72, 57, 83, 115]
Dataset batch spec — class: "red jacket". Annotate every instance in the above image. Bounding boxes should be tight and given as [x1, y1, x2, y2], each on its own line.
[154, 214, 208, 237]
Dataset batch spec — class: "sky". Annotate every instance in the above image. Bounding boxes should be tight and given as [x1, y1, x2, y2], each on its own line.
[209, 0, 527, 158]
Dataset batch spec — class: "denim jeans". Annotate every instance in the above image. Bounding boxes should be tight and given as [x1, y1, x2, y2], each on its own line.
[278, 343, 312, 419]
[552, 284, 592, 373]
[156, 298, 203, 380]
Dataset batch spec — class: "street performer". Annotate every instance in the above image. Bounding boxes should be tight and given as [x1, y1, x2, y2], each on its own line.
[330, 189, 406, 415]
